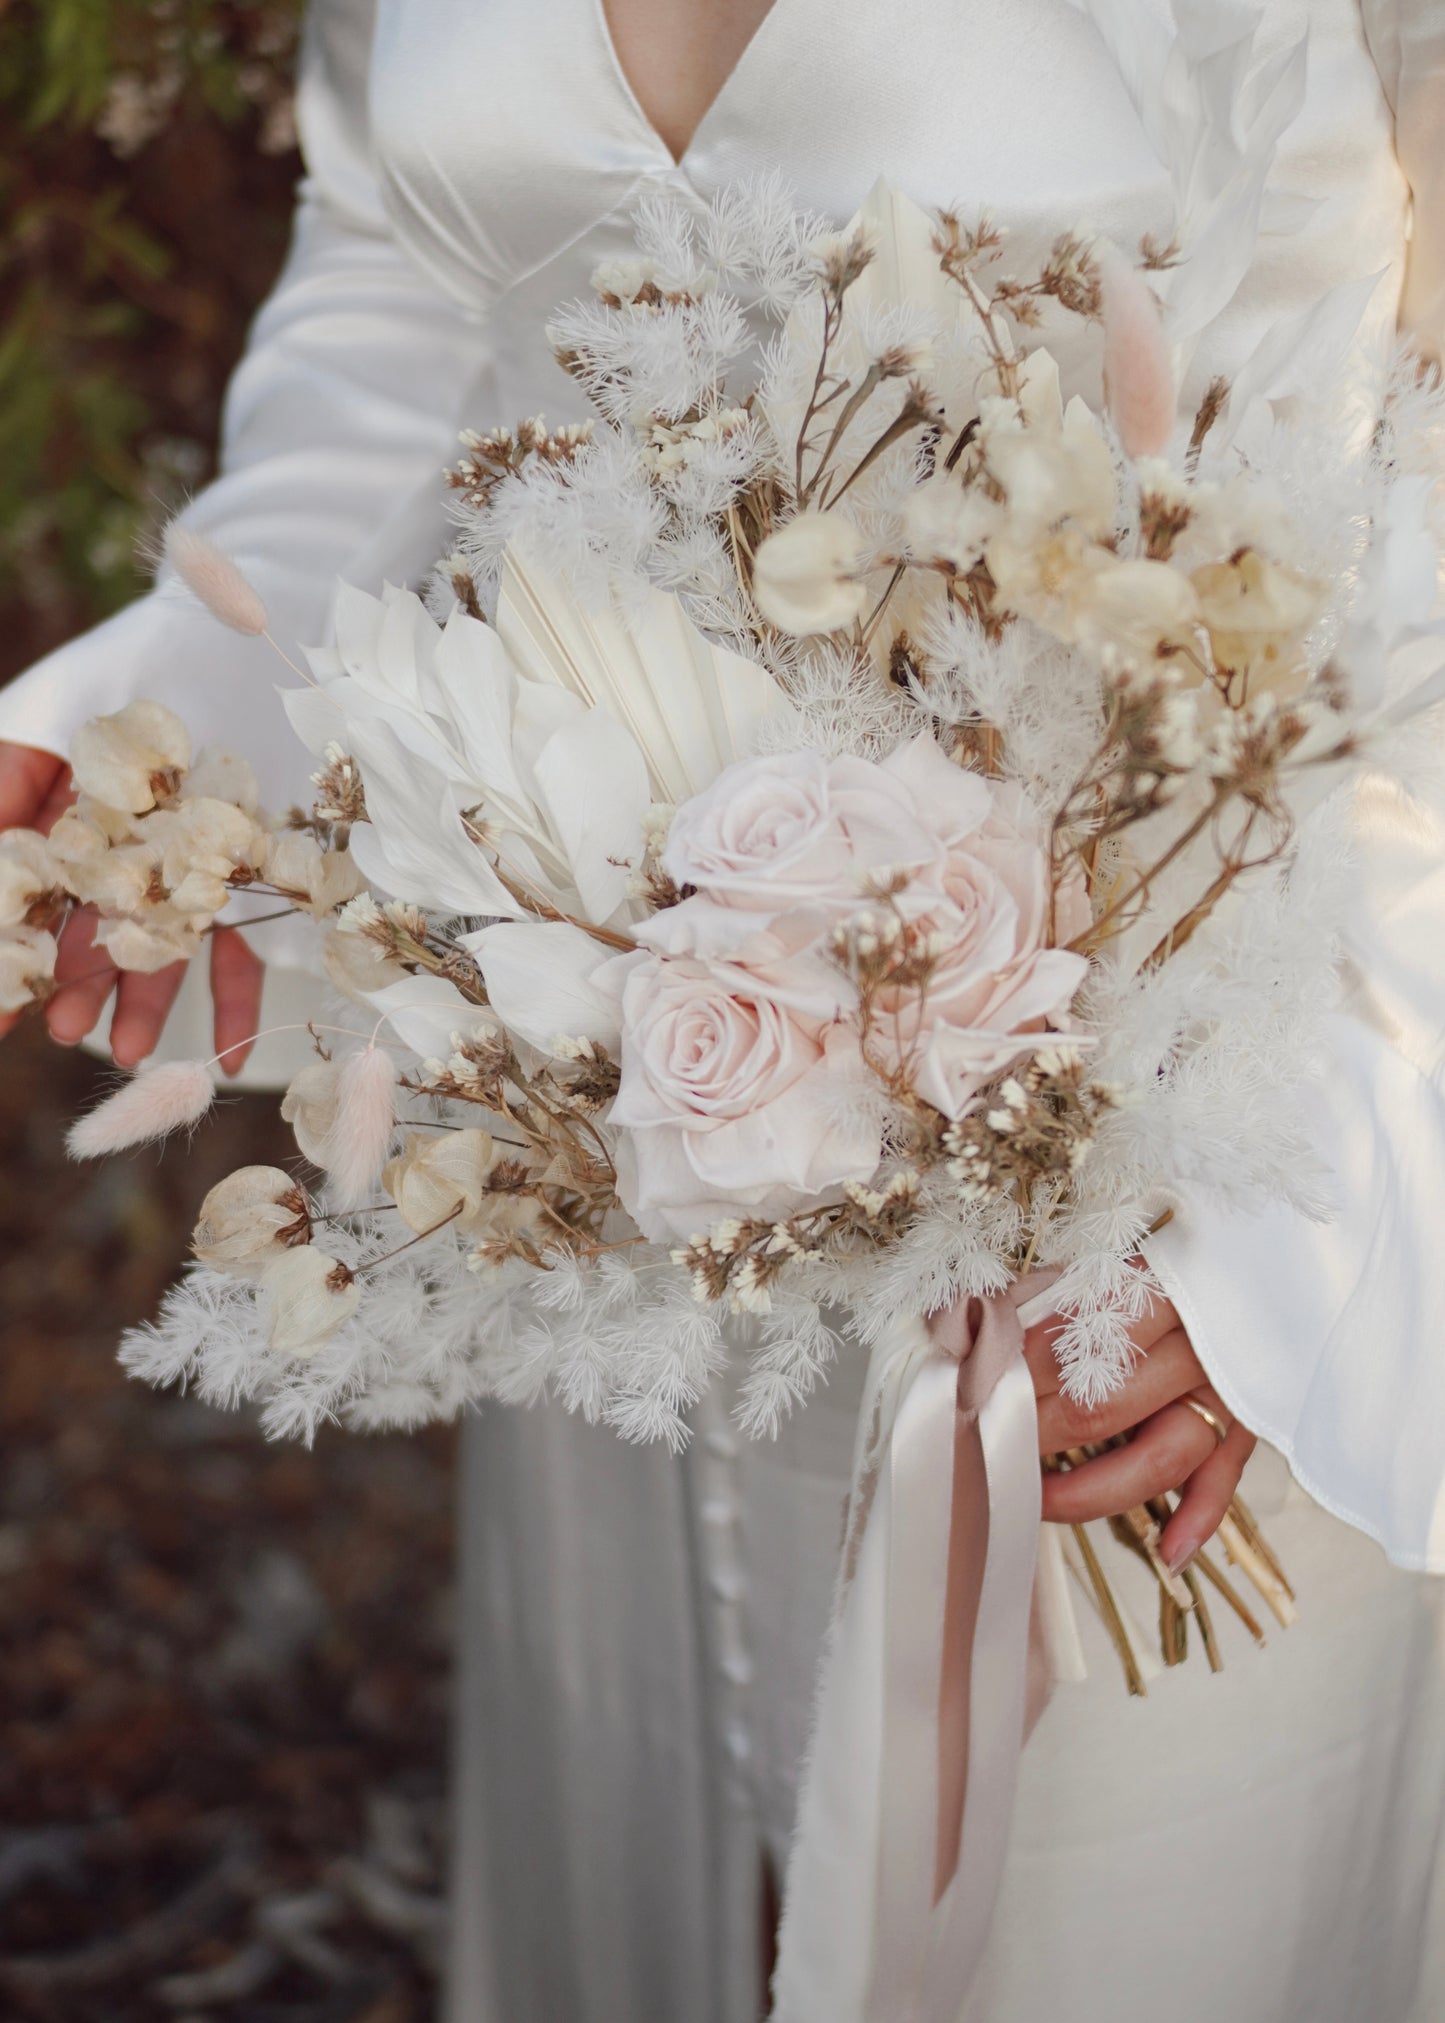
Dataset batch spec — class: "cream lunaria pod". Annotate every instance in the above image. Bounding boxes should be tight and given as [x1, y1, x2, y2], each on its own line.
[45, 820, 161, 916]
[193, 1165, 311, 1278]
[383, 1128, 498, 1236]
[0, 831, 61, 928]
[281, 1052, 401, 1200]
[96, 910, 203, 973]
[0, 924, 58, 1012]
[69, 700, 191, 815]
[281, 1058, 345, 1169]
[262, 1246, 361, 1357]
[147, 796, 263, 917]
[260, 830, 368, 917]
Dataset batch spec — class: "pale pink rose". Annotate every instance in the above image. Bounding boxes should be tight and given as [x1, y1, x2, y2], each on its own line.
[868, 740, 1089, 1116]
[600, 948, 880, 1243]
[660, 749, 940, 916]
[637, 896, 853, 1026]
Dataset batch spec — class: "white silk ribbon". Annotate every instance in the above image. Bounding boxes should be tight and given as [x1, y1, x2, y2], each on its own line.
[771, 1281, 1053, 2023]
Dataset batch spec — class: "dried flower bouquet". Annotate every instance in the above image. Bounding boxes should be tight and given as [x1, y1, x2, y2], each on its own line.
[6, 145, 1444, 1680]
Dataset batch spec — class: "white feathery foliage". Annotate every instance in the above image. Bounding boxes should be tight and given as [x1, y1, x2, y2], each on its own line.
[121, 1216, 730, 1448]
[451, 431, 665, 608]
[752, 641, 919, 759]
[915, 611, 1105, 805]
[698, 175, 831, 312]
[549, 292, 754, 427]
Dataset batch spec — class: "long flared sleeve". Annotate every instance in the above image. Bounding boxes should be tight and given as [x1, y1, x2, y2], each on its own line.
[1144, 1, 1445, 1572]
[0, 0, 492, 1079]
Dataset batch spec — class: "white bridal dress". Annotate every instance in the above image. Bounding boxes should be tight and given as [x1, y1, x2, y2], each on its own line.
[6, 1, 1445, 2017]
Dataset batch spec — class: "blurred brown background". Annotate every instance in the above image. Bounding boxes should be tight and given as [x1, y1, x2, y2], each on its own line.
[1, 9, 456, 2017]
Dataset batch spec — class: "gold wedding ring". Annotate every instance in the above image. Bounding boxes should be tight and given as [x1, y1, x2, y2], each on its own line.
[1182, 1395, 1227, 1445]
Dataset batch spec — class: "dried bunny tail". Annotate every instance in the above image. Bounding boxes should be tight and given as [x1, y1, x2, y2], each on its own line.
[67, 1060, 216, 1159]
[324, 1047, 399, 1199]
[1098, 245, 1175, 461]
[162, 521, 269, 636]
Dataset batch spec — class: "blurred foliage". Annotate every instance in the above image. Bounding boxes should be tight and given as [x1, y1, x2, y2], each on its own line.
[0, 0, 304, 682]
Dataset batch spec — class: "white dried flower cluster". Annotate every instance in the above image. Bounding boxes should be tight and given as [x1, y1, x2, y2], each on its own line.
[0, 699, 368, 1011]
[638, 406, 751, 478]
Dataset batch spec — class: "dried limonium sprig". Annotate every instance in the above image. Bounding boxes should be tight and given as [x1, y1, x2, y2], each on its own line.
[310, 742, 368, 830]
[447, 416, 595, 510]
[942, 1049, 1118, 1212]
[672, 1171, 923, 1314]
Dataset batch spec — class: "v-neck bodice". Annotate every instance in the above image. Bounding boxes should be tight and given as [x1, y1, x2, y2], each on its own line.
[364, 0, 1412, 424]
[592, 0, 785, 170]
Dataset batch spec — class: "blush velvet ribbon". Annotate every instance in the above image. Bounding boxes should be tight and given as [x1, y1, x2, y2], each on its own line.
[770, 1277, 1058, 2023]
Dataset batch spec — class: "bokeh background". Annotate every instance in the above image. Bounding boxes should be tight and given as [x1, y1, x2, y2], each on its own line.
[1, 10, 457, 2017]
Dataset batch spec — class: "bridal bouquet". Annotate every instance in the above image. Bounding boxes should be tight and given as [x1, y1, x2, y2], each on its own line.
[12, 10, 1445, 2004]
[6, 109, 1445, 1686]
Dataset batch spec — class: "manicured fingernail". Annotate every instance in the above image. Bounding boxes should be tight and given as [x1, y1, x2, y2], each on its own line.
[1165, 1539, 1198, 1578]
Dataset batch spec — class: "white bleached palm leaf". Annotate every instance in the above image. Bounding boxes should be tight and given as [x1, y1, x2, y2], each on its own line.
[496, 545, 797, 805]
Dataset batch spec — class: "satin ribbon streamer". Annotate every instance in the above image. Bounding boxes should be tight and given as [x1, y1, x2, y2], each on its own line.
[771, 1280, 1054, 2023]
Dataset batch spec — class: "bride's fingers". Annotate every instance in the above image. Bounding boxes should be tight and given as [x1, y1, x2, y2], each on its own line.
[1040, 1399, 1219, 1525]
[211, 927, 263, 1077]
[110, 962, 188, 1068]
[34, 764, 76, 837]
[1032, 1327, 1200, 1454]
[0, 742, 62, 831]
[45, 909, 119, 1045]
[1158, 1415, 1256, 1576]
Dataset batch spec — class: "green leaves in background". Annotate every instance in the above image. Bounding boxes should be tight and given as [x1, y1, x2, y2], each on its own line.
[0, 1, 301, 663]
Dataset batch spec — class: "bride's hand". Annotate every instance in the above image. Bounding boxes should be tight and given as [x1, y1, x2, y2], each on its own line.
[0, 740, 263, 1073]
[1024, 1287, 1255, 1577]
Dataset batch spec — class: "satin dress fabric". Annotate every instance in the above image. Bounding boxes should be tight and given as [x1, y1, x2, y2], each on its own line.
[4, 2, 1445, 2016]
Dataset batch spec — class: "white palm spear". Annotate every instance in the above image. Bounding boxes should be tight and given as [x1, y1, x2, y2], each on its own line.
[285, 551, 796, 926]
[497, 545, 797, 805]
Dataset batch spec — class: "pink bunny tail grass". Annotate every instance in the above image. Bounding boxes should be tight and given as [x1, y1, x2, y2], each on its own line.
[67, 1060, 216, 1160]
[1099, 246, 1176, 461]
[163, 521, 269, 637]
[324, 1047, 399, 1199]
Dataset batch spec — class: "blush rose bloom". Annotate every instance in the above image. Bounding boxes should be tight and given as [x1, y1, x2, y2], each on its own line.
[660, 748, 944, 918]
[866, 738, 1090, 1117]
[599, 948, 881, 1244]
